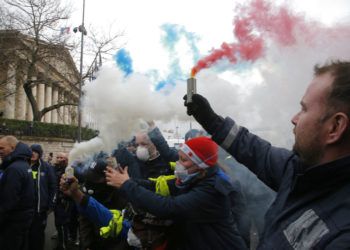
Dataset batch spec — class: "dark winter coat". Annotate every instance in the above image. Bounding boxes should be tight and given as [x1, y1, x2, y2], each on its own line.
[148, 127, 179, 162]
[53, 164, 74, 225]
[138, 156, 173, 179]
[150, 126, 250, 246]
[0, 142, 34, 250]
[212, 117, 350, 249]
[120, 166, 247, 250]
[113, 147, 142, 178]
[133, 127, 175, 179]
[31, 159, 56, 213]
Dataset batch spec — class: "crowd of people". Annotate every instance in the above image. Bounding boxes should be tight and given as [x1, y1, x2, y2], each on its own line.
[1, 60, 350, 250]
[0, 138, 79, 250]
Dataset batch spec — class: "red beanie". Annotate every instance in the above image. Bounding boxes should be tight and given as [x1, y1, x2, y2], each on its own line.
[180, 136, 218, 168]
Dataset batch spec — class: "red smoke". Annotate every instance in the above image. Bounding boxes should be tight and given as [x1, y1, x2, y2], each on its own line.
[191, 0, 309, 77]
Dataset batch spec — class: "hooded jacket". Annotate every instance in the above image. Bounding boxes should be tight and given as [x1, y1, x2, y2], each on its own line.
[31, 157, 56, 213]
[30, 144, 56, 213]
[30, 144, 43, 158]
[0, 142, 34, 248]
[53, 162, 75, 225]
[148, 127, 179, 163]
[212, 117, 350, 249]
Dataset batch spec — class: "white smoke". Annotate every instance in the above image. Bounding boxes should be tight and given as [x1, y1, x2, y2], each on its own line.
[69, 0, 350, 162]
[81, 68, 189, 153]
[236, 23, 350, 148]
[68, 137, 104, 165]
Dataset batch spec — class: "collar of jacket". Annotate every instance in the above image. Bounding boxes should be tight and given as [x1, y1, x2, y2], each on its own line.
[292, 154, 350, 194]
[205, 165, 219, 178]
[31, 159, 42, 171]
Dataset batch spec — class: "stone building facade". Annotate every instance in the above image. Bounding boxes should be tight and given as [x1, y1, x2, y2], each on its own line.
[21, 136, 75, 162]
[0, 30, 80, 124]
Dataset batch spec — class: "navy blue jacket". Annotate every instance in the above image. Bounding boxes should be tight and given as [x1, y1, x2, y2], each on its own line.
[53, 164, 75, 225]
[148, 127, 179, 162]
[0, 142, 34, 237]
[113, 147, 142, 178]
[212, 117, 350, 249]
[120, 166, 247, 250]
[31, 159, 56, 213]
[138, 156, 173, 179]
[150, 126, 251, 245]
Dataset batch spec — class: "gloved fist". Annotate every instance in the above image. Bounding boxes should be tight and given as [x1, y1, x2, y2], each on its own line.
[183, 94, 221, 134]
[60, 175, 79, 197]
[183, 94, 211, 116]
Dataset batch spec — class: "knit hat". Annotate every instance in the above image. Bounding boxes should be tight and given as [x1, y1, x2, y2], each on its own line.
[30, 144, 43, 158]
[180, 136, 218, 168]
[84, 159, 108, 183]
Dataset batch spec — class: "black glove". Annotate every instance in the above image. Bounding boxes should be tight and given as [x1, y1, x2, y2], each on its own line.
[183, 94, 222, 134]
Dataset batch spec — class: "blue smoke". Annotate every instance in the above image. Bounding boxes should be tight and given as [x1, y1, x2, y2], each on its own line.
[155, 23, 255, 90]
[161, 23, 200, 60]
[114, 49, 133, 77]
[161, 23, 181, 51]
[154, 23, 200, 90]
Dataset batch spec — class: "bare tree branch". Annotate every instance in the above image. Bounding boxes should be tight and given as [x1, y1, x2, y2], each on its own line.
[82, 24, 125, 80]
[1, 0, 123, 123]
[41, 101, 77, 115]
[1, 0, 76, 121]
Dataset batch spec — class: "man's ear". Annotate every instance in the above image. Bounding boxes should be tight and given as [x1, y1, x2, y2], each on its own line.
[326, 112, 349, 144]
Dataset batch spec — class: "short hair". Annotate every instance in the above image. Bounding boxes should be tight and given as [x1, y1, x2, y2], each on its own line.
[0, 135, 18, 148]
[314, 61, 350, 116]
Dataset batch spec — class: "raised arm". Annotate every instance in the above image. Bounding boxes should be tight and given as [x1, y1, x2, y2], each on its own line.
[184, 94, 296, 191]
[148, 126, 179, 162]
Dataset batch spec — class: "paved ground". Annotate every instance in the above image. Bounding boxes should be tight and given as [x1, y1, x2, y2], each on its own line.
[44, 213, 259, 250]
[44, 213, 56, 250]
[44, 213, 79, 250]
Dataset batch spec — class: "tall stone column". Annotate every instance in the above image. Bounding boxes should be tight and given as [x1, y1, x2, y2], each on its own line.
[26, 84, 37, 121]
[70, 105, 78, 125]
[68, 106, 72, 125]
[64, 93, 69, 124]
[4, 64, 16, 119]
[59, 90, 65, 124]
[37, 83, 45, 121]
[15, 70, 26, 120]
[51, 87, 59, 123]
[73, 106, 78, 125]
[44, 85, 52, 123]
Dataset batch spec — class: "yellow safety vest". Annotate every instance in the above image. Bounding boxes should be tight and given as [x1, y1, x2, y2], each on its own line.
[32, 171, 38, 180]
[169, 162, 176, 171]
[149, 175, 176, 196]
[100, 210, 124, 238]
[99, 175, 175, 238]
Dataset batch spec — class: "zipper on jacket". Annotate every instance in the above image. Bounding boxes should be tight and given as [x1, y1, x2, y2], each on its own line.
[37, 160, 41, 213]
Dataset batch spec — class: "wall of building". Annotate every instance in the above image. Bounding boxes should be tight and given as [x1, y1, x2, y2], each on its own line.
[19, 136, 75, 162]
[0, 30, 79, 125]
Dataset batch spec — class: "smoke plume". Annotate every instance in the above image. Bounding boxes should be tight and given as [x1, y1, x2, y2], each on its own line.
[70, 0, 350, 162]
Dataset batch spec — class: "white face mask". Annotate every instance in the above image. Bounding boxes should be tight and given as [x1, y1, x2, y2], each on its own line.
[136, 146, 150, 161]
[174, 162, 198, 183]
